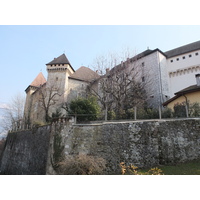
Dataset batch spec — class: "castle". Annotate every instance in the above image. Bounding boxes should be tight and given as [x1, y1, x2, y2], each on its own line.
[24, 40, 200, 124]
[24, 54, 99, 124]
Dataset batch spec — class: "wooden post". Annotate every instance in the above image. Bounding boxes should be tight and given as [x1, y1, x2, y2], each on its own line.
[159, 105, 162, 119]
[134, 106, 137, 120]
[105, 104, 108, 121]
[75, 114, 77, 124]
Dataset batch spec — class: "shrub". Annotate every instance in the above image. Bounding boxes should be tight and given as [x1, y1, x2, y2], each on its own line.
[116, 109, 126, 119]
[189, 102, 200, 117]
[68, 96, 100, 121]
[108, 110, 116, 120]
[162, 107, 173, 118]
[137, 109, 149, 119]
[173, 102, 187, 117]
[120, 162, 163, 175]
[137, 108, 159, 119]
[51, 108, 64, 120]
[126, 108, 135, 119]
[56, 154, 107, 175]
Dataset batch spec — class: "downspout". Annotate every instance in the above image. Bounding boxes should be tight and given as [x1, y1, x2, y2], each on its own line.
[183, 94, 189, 117]
[157, 52, 164, 107]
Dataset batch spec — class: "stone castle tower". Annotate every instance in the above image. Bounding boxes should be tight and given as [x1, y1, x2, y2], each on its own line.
[46, 54, 75, 103]
[24, 54, 99, 125]
[24, 54, 75, 124]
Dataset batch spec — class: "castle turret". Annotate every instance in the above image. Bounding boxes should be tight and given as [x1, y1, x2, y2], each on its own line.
[24, 72, 47, 124]
[46, 54, 75, 102]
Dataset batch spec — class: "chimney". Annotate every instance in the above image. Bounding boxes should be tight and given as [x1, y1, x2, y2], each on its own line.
[195, 74, 200, 86]
[106, 68, 110, 74]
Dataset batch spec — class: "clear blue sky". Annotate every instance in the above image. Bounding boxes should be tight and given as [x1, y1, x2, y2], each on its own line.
[1, 25, 200, 104]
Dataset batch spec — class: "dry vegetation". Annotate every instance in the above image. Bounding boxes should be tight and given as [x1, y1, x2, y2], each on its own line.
[56, 154, 107, 175]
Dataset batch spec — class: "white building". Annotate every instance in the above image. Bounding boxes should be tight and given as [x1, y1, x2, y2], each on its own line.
[119, 40, 200, 108]
[165, 40, 200, 97]
[24, 40, 200, 123]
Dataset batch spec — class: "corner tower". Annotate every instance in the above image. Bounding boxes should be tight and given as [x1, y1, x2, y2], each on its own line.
[46, 54, 75, 102]
[24, 72, 47, 124]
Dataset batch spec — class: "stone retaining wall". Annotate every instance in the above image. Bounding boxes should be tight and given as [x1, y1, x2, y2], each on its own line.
[1, 118, 200, 174]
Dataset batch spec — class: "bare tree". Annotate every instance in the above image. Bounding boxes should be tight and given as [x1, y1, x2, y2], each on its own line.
[89, 50, 152, 119]
[0, 93, 25, 132]
[37, 83, 63, 122]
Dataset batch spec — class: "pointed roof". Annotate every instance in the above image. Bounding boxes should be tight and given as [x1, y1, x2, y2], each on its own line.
[46, 54, 71, 65]
[30, 72, 46, 87]
[69, 66, 100, 82]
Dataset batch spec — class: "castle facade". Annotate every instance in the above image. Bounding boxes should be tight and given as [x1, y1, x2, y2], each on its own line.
[24, 40, 200, 124]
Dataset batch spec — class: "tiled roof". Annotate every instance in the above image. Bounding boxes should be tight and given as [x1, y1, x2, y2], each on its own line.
[130, 48, 166, 61]
[175, 84, 200, 95]
[30, 72, 46, 87]
[163, 84, 200, 106]
[69, 66, 100, 82]
[165, 40, 200, 58]
[46, 54, 71, 65]
[108, 49, 166, 75]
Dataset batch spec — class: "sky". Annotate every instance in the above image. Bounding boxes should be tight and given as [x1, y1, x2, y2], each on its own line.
[1, 25, 200, 105]
[0, 1, 200, 196]
[1, 25, 200, 135]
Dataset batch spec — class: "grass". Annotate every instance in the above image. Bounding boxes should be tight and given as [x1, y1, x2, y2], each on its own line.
[139, 159, 200, 175]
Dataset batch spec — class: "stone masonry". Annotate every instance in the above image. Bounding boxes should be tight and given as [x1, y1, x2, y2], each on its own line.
[1, 118, 200, 175]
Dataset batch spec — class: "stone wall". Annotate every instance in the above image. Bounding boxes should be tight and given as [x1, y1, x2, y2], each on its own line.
[48, 118, 200, 174]
[0, 140, 6, 158]
[0, 126, 51, 175]
[1, 118, 200, 175]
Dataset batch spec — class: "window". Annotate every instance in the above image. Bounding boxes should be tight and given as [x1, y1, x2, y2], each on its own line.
[142, 77, 145, 82]
[142, 62, 145, 67]
[189, 54, 192, 57]
[56, 77, 58, 81]
[196, 52, 199, 56]
[176, 58, 179, 61]
[182, 56, 185, 59]
[171, 60, 173, 63]
[62, 64, 64, 66]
